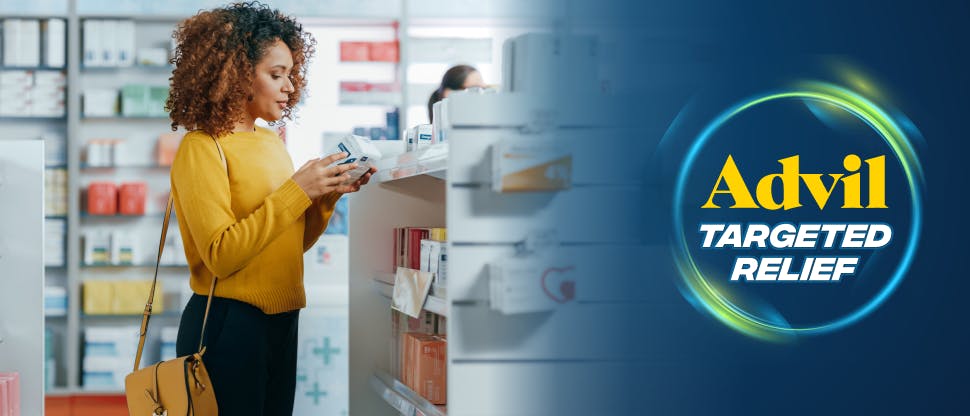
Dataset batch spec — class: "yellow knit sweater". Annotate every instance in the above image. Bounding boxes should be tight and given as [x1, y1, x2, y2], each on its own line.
[171, 127, 339, 314]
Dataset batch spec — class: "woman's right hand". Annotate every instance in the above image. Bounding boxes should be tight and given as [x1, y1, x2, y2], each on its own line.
[291, 152, 359, 199]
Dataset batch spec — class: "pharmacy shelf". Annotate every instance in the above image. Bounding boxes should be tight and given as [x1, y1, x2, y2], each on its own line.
[80, 115, 170, 121]
[370, 371, 447, 416]
[375, 143, 448, 183]
[339, 91, 402, 107]
[374, 275, 448, 317]
[80, 164, 170, 170]
[0, 65, 67, 71]
[80, 213, 166, 219]
[80, 65, 173, 73]
[80, 264, 187, 269]
[0, 116, 67, 122]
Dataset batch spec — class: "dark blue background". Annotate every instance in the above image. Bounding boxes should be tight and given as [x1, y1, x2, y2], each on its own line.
[593, 1, 969, 414]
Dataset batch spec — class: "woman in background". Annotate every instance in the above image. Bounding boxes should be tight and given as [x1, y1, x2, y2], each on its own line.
[427, 64, 486, 122]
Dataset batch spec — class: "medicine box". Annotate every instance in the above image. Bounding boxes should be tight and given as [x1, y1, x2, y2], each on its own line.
[492, 138, 572, 192]
[323, 134, 382, 185]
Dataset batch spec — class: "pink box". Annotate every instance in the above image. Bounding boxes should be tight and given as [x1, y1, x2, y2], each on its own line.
[339, 42, 370, 61]
[369, 41, 399, 62]
[0, 372, 20, 416]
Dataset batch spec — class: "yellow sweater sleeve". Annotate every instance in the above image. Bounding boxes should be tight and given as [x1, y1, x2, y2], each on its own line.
[171, 136, 311, 279]
[303, 192, 342, 251]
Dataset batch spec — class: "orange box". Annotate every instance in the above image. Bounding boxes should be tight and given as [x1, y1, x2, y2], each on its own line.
[44, 395, 70, 416]
[71, 394, 129, 416]
[118, 182, 147, 215]
[369, 41, 399, 62]
[404, 333, 447, 405]
[339, 42, 370, 61]
[156, 132, 183, 166]
[87, 182, 117, 215]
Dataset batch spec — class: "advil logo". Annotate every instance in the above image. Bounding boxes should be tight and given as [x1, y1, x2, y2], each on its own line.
[702, 154, 886, 210]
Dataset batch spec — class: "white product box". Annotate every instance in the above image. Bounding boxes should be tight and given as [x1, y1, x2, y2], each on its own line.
[0, 101, 32, 117]
[44, 286, 67, 316]
[83, 88, 118, 116]
[492, 137, 573, 192]
[137, 47, 169, 67]
[99, 20, 117, 67]
[110, 231, 136, 265]
[503, 33, 599, 94]
[82, 19, 100, 67]
[417, 124, 434, 146]
[323, 134, 382, 184]
[489, 256, 578, 314]
[117, 20, 135, 67]
[0, 70, 33, 86]
[33, 70, 66, 86]
[43, 19, 66, 68]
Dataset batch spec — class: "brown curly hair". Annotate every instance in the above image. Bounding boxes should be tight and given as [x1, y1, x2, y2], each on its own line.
[166, 1, 315, 138]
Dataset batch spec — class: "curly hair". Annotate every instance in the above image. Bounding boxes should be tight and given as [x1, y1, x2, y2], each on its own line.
[167, 1, 315, 138]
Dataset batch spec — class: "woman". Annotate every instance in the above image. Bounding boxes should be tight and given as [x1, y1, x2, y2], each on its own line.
[427, 64, 485, 122]
[166, 2, 375, 414]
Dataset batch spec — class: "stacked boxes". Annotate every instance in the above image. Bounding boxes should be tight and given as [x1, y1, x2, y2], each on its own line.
[339, 41, 399, 62]
[82, 327, 138, 389]
[82, 280, 160, 315]
[0, 372, 21, 416]
[44, 168, 67, 216]
[44, 218, 66, 267]
[0, 70, 66, 117]
[81, 19, 135, 68]
[2, 18, 64, 67]
[402, 333, 447, 405]
[44, 286, 68, 316]
[86, 181, 147, 215]
[120, 84, 168, 117]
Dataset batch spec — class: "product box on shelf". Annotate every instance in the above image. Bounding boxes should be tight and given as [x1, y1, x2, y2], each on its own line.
[118, 182, 147, 215]
[86, 182, 117, 215]
[491, 138, 573, 192]
[82, 280, 160, 315]
[369, 41, 399, 62]
[0, 371, 21, 416]
[157, 132, 184, 166]
[82, 326, 139, 390]
[339, 41, 370, 61]
[82, 89, 118, 117]
[44, 286, 68, 316]
[402, 333, 447, 405]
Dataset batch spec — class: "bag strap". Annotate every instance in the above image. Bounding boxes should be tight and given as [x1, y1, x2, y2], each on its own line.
[133, 137, 228, 372]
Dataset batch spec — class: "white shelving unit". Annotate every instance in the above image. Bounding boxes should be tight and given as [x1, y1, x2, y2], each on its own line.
[350, 81, 654, 414]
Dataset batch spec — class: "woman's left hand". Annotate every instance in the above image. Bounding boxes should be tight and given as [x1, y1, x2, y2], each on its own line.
[334, 166, 377, 194]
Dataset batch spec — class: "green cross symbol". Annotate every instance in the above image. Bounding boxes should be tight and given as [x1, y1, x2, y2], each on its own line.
[312, 337, 341, 366]
[305, 382, 328, 405]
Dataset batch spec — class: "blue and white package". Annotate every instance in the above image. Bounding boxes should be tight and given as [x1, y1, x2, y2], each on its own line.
[324, 134, 382, 185]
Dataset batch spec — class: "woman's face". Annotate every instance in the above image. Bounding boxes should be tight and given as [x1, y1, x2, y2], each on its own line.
[443, 70, 485, 98]
[245, 39, 295, 123]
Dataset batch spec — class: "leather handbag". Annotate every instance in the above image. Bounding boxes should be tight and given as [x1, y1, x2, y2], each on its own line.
[125, 137, 227, 416]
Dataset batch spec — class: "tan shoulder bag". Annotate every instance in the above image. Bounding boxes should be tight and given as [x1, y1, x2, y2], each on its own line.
[125, 137, 227, 416]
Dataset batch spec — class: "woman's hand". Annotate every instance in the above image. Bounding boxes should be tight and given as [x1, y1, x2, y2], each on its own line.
[333, 166, 377, 194]
[291, 153, 359, 199]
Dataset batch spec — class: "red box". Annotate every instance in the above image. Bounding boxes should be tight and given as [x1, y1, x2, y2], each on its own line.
[87, 182, 117, 215]
[340, 81, 372, 92]
[118, 182, 147, 215]
[340, 42, 370, 61]
[369, 41, 399, 62]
